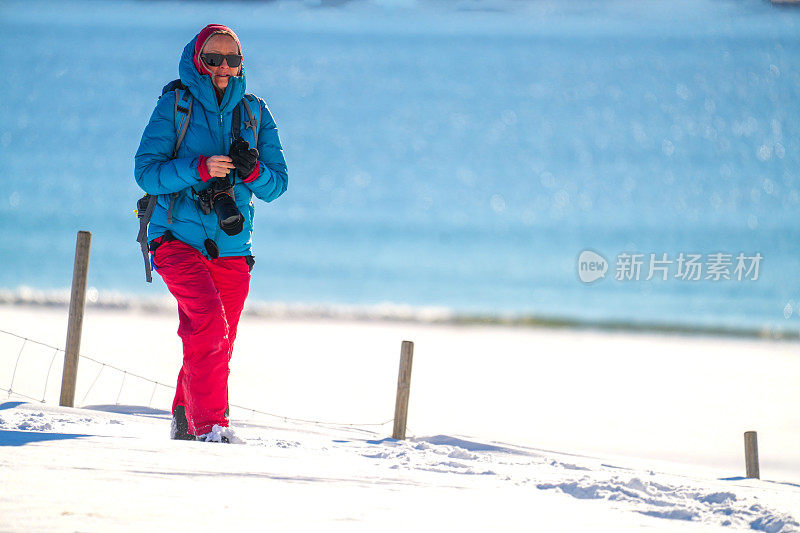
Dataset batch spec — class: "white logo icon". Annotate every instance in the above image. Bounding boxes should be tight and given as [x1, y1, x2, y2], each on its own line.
[578, 250, 608, 283]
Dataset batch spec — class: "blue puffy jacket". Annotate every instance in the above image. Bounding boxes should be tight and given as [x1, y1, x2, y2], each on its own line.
[134, 34, 288, 258]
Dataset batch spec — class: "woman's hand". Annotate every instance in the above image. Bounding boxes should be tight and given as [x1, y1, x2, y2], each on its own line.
[205, 155, 236, 178]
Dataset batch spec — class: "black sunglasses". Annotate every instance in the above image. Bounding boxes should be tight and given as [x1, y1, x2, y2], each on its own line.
[201, 53, 242, 68]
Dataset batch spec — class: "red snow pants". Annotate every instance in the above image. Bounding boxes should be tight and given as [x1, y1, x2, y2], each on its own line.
[153, 239, 251, 436]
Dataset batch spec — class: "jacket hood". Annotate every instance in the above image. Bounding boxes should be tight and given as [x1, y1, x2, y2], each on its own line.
[179, 25, 246, 114]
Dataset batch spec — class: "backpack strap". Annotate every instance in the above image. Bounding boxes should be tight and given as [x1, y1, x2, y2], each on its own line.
[136, 194, 158, 283]
[231, 94, 259, 146]
[172, 89, 193, 158]
[135, 84, 192, 283]
[242, 94, 259, 147]
[166, 89, 192, 223]
[166, 192, 179, 224]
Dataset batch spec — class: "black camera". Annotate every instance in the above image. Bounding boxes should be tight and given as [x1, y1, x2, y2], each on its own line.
[197, 173, 244, 236]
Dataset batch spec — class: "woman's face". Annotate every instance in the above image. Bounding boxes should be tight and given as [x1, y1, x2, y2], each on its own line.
[201, 34, 241, 93]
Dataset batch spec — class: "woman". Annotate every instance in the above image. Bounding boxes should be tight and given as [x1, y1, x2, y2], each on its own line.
[134, 24, 288, 442]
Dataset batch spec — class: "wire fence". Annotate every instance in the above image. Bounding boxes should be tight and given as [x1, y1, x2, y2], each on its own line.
[0, 327, 394, 431]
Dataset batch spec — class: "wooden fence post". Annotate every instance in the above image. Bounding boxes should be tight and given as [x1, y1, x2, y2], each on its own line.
[60, 231, 92, 407]
[392, 340, 414, 440]
[744, 431, 760, 479]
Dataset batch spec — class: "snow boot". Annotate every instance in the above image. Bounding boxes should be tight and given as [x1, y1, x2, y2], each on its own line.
[196, 424, 242, 444]
[170, 405, 195, 441]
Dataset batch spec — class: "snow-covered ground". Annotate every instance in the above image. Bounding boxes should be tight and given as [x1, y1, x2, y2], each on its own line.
[1, 304, 798, 531]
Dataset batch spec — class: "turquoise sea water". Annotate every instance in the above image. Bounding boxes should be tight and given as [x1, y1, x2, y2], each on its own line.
[1, 0, 799, 334]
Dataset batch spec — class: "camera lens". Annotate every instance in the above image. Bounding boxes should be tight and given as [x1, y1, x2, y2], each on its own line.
[212, 190, 244, 236]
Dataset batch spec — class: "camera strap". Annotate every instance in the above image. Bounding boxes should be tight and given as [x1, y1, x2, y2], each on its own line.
[231, 101, 241, 145]
[231, 94, 259, 148]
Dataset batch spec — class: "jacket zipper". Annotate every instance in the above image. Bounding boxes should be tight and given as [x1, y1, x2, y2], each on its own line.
[219, 114, 225, 152]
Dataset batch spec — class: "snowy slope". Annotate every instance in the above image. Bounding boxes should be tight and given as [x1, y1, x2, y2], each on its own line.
[1, 401, 798, 532]
[1, 304, 799, 531]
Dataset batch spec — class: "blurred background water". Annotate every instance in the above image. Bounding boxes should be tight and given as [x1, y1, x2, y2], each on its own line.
[1, 0, 799, 334]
